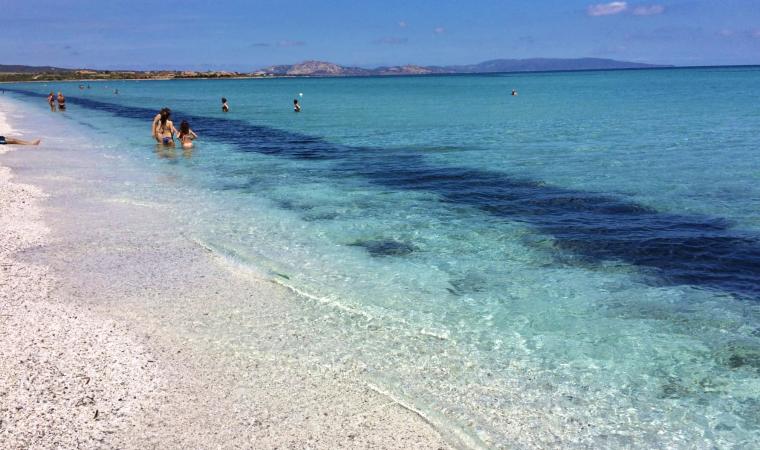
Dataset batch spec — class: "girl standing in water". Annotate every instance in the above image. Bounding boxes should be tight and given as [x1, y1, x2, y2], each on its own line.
[56, 91, 66, 111]
[47, 92, 56, 111]
[177, 120, 197, 149]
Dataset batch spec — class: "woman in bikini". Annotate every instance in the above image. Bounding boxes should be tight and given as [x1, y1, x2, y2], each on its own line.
[47, 92, 56, 111]
[151, 107, 170, 141]
[155, 109, 177, 146]
[177, 120, 197, 149]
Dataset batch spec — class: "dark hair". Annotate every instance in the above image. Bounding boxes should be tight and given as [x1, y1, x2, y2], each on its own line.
[159, 109, 171, 127]
[222, 97, 227, 103]
[179, 120, 190, 135]
[294, 99, 298, 104]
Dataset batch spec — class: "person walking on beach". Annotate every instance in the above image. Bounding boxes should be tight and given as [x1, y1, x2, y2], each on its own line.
[221, 97, 229, 112]
[293, 98, 301, 112]
[151, 107, 171, 141]
[0, 135, 41, 145]
[155, 109, 177, 146]
[47, 91, 56, 111]
[177, 120, 198, 149]
[56, 91, 66, 111]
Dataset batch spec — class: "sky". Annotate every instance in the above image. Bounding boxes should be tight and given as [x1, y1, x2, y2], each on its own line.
[1, 0, 759, 71]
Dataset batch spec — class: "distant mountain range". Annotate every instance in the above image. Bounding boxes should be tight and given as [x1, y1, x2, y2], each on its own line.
[0, 58, 670, 82]
[0, 64, 76, 73]
[259, 58, 669, 76]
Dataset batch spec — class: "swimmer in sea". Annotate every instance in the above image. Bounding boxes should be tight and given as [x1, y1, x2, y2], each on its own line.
[57, 91, 66, 111]
[221, 97, 229, 112]
[177, 120, 197, 149]
[0, 135, 41, 146]
[293, 99, 301, 112]
[511, 89, 518, 96]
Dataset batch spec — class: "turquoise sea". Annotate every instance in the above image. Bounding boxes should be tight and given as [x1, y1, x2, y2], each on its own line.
[4, 67, 760, 448]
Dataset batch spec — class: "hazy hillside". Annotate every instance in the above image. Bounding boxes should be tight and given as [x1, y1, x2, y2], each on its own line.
[439, 58, 665, 73]
[0, 64, 75, 73]
[0, 58, 670, 82]
[260, 58, 668, 76]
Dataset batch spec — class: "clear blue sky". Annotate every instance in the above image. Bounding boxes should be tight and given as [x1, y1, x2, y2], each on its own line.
[2, 0, 759, 70]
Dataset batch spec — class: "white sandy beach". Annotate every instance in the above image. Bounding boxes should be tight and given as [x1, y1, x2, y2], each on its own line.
[0, 99, 450, 449]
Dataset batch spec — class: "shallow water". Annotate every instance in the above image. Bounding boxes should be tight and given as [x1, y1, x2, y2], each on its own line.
[4, 68, 760, 447]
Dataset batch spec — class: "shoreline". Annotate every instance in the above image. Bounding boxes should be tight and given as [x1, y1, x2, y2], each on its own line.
[0, 123, 172, 446]
[0, 98, 451, 448]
